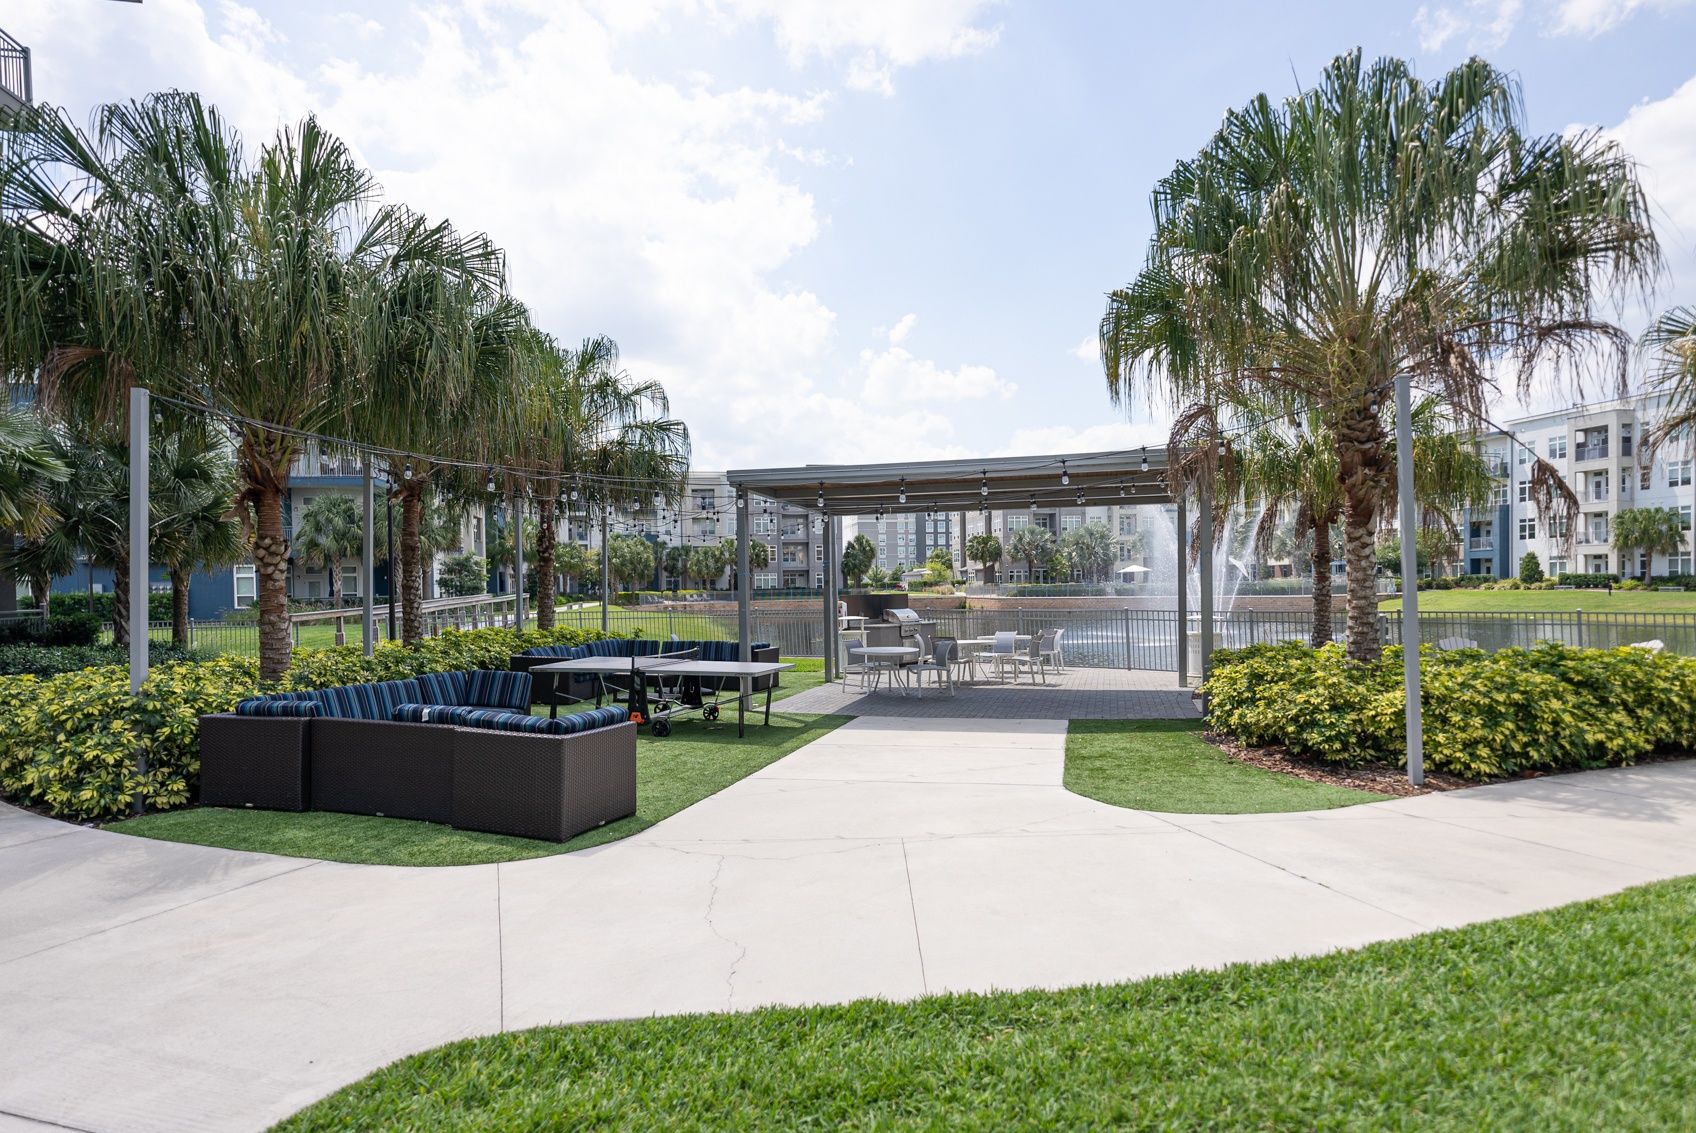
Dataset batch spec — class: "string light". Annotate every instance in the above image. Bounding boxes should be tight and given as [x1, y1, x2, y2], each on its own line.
[1076, 489, 1085, 505]
[898, 477, 907, 505]
[816, 481, 825, 509]
[486, 467, 496, 493]
[1060, 460, 1070, 486]
[980, 473, 989, 498]
[1118, 481, 1126, 497]
[1139, 448, 1149, 473]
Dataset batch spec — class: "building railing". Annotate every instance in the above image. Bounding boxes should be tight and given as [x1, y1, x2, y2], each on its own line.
[0, 29, 30, 106]
[1574, 444, 1610, 462]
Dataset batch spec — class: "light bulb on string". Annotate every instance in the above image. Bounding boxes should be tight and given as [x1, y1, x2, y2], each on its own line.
[403, 460, 414, 481]
[816, 481, 825, 509]
[1060, 460, 1070, 486]
[1118, 482, 1126, 498]
[980, 473, 989, 498]
[486, 467, 497, 493]
[1140, 447, 1149, 473]
[898, 477, 907, 505]
[1076, 490, 1085, 506]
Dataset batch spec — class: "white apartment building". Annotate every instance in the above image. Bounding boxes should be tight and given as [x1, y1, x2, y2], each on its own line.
[1462, 394, 1694, 579]
[954, 503, 1157, 583]
[842, 511, 956, 576]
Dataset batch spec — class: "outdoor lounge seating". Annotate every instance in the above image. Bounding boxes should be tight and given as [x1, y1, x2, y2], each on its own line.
[198, 669, 636, 841]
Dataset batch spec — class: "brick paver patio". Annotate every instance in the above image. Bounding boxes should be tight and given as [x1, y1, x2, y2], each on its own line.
[779, 666, 1201, 719]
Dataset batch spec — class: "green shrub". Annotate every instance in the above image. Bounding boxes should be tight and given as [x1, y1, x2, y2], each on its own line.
[1204, 641, 1696, 780]
[0, 625, 629, 823]
[0, 642, 215, 677]
[1617, 578, 1645, 591]
[1519, 552, 1544, 585]
[1433, 577, 1455, 590]
[32, 591, 175, 622]
[1556, 572, 1618, 589]
[0, 613, 102, 647]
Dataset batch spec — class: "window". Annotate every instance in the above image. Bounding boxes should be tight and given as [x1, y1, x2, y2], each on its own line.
[233, 563, 257, 608]
[1548, 558, 1568, 577]
[1587, 471, 1608, 502]
[753, 573, 778, 589]
[341, 564, 360, 597]
[1586, 514, 1609, 544]
[1550, 515, 1571, 539]
[1517, 444, 1531, 466]
[1518, 517, 1536, 541]
[1642, 466, 1653, 491]
[1489, 485, 1508, 507]
[1547, 435, 1568, 460]
[693, 490, 716, 511]
[1517, 482, 1530, 504]
[1118, 514, 1138, 536]
[1671, 552, 1693, 575]
[1669, 460, 1692, 488]
[1681, 505, 1693, 532]
[1062, 515, 1082, 531]
[814, 545, 822, 562]
[752, 515, 775, 535]
[1008, 514, 1030, 530]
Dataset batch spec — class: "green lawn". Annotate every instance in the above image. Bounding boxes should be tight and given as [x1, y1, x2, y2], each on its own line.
[1381, 588, 1696, 613]
[112, 704, 848, 865]
[1065, 720, 1389, 813]
[279, 875, 1696, 1131]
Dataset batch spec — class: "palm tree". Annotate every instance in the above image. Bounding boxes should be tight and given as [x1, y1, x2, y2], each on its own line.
[689, 543, 726, 590]
[1643, 308, 1695, 445]
[292, 494, 365, 606]
[1102, 51, 1659, 661]
[1612, 508, 1684, 580]
[0, 409, 67, 540]
[1008, 526, 1056, 583]
[149, 426, 243, 645]
[507, 335, 690, 629]
[965, 532, 1002, 584]
[1060, 523, 1114, 583]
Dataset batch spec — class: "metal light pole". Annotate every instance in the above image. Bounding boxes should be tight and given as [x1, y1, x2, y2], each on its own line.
[1396, 373, 1426, 786]
[736, 490, 752, 661]
[361, 459, 375, 657]
[128, 387, 150, 814]
[599, 507, 611, 633]
[513, 488, 526, 633]
[385, 485, 396, 641]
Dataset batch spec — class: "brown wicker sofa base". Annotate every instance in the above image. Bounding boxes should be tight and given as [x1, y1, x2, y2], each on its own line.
[453, 721, 638, 841]
[198, 714, 310, 812]
[196, 715, 637, 842]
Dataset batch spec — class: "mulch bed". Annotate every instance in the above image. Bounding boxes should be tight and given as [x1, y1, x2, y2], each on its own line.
[1204, 733, 1696, 797]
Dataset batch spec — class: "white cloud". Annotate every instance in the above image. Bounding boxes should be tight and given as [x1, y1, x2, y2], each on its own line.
[995, 421, 1169, 458]
[1608, 74, 1696, 308]
[856, 320, 1015, 405]
[1550, 0, 1692, 36]
[1412, 0, 1523, 52]
[887, 313, 918, 344]
[1069, 334, 1100, 364]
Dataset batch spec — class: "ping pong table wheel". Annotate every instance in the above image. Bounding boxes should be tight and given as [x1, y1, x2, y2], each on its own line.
[651, 718, 672, 737]
[703, 705, 720, 721]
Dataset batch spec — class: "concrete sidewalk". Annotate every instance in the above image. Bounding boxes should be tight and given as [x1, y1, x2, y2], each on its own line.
[3, 721, 1695, 1132]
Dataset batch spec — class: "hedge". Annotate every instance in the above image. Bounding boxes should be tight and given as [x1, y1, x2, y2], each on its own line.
[1204, 641, 1696, 780]
[0, 642, 215, 677]
[32, 591, 176, 622]
[0, 625, 625, 823]
[1555, 572, 1620, 589]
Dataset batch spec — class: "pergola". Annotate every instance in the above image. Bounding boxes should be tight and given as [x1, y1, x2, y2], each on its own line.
[725, 447, 1223, 687]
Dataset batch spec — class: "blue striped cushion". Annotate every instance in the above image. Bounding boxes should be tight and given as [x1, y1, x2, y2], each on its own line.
[416, 670, 469, 705]
[521, 643, 583, 659]
[390, 703, 443, 723]
[466, 669, 532, 710]
[555, 705, 630, 734]
[445, 706, 565, 733]
[234, 696, 319, 717]
[306, 678, 425, 720]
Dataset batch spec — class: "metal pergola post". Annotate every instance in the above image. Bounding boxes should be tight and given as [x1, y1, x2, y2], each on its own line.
[736, 489, 751, 662]
[1175, 493, 1188, 687]
[361, 460, 375, 657]
[822, 512, 838, 681]
[1396, 373, 1426, 787]
[599, 507, 610, 633]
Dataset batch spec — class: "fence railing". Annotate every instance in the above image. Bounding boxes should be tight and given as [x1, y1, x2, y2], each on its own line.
[100, 604, 1696, 673]
[0, 29, 29, 106]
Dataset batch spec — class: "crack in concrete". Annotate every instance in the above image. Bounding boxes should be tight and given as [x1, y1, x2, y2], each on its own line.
[702, 855, 747, 1009]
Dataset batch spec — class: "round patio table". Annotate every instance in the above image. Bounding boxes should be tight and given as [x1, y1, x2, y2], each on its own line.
[848, 645, 920, 696]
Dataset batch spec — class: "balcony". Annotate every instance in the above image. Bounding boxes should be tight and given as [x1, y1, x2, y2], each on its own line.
[1467, 538, 1494, 551]
[1586, 488, 1609, 503]
[0, 29, 30, 112]
[1574, 443, 1610, 463]
[1486, 460, 1509, 478]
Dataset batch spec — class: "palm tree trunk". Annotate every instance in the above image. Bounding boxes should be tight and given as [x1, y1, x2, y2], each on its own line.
[28, 571, 49, 610]
[400, 484, 425, 646]
[329, 554, 342, 605]
[111, 551, 130, 649]
[170, 566, 191, 647]
[535, 496, 557, 630]
[254, 487, 293, 682]
[1309, 514, 1334, 647]
[1337, 404, 1385, 662]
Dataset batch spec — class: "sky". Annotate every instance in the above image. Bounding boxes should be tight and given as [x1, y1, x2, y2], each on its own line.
[7, 0, 1696, 472]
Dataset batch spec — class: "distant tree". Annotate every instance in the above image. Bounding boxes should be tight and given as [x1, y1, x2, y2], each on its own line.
[924, 546, 954, 585]
[842, 534, 876, 586]
[688, 543, 726, 589]
[864, 564, 891, 589]
[293, 495, 365, 606]
[1060, 522, 1114, 582]
[966, 533, 1002, 583]
[1008, 526, 1056, 582]
[663, 544, 690, 587]
[556, 542, 592, 596]
[1612, 507, 1685, 578]
[436, 552, 488, 597]
[607, 534, 656, 590]
[1519, 551, 1544, 584]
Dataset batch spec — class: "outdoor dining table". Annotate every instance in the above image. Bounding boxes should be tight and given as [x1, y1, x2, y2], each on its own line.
[848, 644, 921, 696]
[954, 635, 1034, 682]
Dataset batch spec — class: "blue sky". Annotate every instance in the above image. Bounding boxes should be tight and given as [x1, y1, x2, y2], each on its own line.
[9, 0, 1696, 468]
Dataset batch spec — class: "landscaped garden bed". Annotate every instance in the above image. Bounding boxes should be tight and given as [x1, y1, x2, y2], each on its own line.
[1204, 641, 1696, 782]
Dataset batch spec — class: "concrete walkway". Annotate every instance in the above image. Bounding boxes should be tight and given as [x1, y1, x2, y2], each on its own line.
[3, 720, 1696, 1132]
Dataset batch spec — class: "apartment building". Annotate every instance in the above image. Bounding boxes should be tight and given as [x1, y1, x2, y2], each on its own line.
[1462, 394, 1694, 579]
[842, 511, 957, 577]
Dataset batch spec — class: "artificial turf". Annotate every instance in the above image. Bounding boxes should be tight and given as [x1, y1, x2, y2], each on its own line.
[111, 706, 848, 865]
[277, 875, 1696, 1130]
[1065, 719, 1390, 813]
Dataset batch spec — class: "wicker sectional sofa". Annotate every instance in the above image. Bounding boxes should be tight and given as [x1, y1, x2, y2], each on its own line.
[198, 669, 635, 842]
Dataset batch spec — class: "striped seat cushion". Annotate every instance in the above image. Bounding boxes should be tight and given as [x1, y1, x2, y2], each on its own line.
[521, 643, 585, 659]
[416, 670, 469, 705]
[554, 705, 630, 734]
[444, 706, 566, 733]
[234, 696, 320, 718]
[306, 678, 425, 720]
[465, 669, 533, 711]
[390, 703, 445, 724]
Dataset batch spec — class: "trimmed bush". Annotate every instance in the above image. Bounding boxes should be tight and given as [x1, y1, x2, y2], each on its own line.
[1519, 552, 1544, 585]
[0, 625, 628, 823]
[1205, 641, 1696, 780]
[0, 613, 101, 647]
[33, 591, 175, 622]
[1556, 572, 1618, 589]
[0, 643, 215, 677]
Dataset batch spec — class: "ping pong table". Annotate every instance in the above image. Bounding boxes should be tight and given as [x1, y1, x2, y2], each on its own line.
[530, 650, 794, 738]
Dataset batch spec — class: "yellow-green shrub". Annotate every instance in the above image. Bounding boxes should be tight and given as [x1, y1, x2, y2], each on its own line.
[0, 626, 628, 822]
[1205, 641, 1696, 779]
